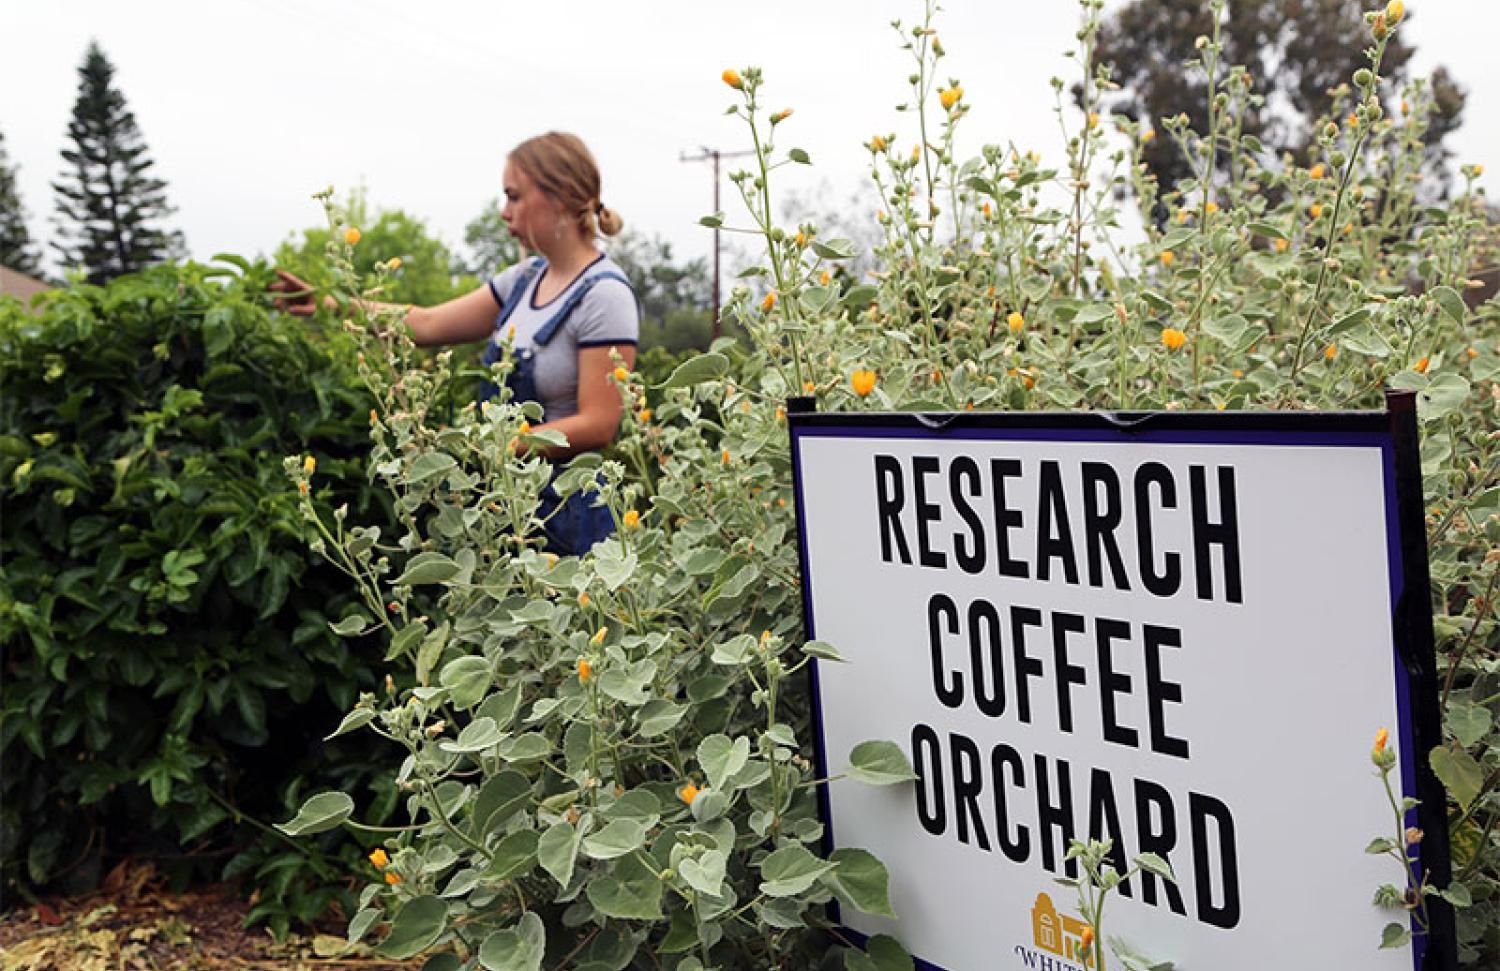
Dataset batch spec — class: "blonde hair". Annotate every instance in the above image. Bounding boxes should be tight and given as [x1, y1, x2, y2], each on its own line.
[508, 132, 624, 238]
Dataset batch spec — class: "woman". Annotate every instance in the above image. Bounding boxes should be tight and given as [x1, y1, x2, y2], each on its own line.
[274, 132, 639, 554]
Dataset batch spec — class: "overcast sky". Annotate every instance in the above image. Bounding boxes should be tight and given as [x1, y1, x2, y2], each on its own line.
[3, 1, 1495, 278]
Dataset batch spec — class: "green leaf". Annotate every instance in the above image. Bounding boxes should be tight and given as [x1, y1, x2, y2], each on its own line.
[377, 895, 448, 959]
[1202, 314, 1248, 346]
[823, 847, 895, 917]
[406, 452, 458, 485]
[811, 237, 856, 260]
[711, 634, 757, 665]
[1438, 882, 1473, 908]
[1134, 852, 1176, 883]
[677, 849, 728, 896]
[594, 550, 638, 591]
[1365, 836, 1397, 854]
[1432, 285, 1466, 324]
[478, 912, 545, 971]
[396, 552, 462, 586]
[1246, 221, 1287, 241]
[656, 352, 730, 390]
[697, 734, 751, 790]
[485, 829, 540, 880]
[788, 147, 811, 164]
[471, 771, 533, 836]
[802, 640, 846, 662]
[1447, 702, 1492, 748]
[844, 935, 914, 971]
[583, 818, 653, 860]
[1430, 743, 1484, 809]
[538, 820, 584, 887]
[1071, 303, 1115, 326]
[586, 853, 663, 919]
[845, 740, 916, 785]
[637, 700, 685, 737]
[759, 843, 836, 897]
[698, 212, 725, 229]
[276, 792, 353, 836]
[440, 716, 503, 753]
[324, 708, 375, 740]
[330, 613, 369, 636]
[440, 656, 493, 710]
[1379, 921, 1412, 949]
[1416, 373, 1470, 421]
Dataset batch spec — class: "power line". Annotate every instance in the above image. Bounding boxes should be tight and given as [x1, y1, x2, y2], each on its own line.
[681, 146, 753, 340]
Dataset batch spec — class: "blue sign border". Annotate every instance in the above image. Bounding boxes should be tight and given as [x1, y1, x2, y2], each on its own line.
[785, 395, 1454, 971]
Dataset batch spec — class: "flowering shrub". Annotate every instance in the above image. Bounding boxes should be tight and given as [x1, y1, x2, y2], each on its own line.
[287, 0, 1498, 966]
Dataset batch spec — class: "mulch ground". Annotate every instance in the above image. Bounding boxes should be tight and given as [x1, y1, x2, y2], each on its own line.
[0, 862, 419, 971]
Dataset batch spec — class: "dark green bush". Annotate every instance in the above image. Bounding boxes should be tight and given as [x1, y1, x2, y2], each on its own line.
[0, 258, 397, 934]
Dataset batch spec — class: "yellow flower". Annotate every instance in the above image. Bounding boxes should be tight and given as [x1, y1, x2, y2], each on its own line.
[623, 509, 641, 530]
[869, 134, 888, 152]
[638, 408, 652, 423]
[803, 380, 816, 393]
[544, 553, 558, 569]
[590, 626, 608, 646]
[517, 420, 531, 435]
[1204, 200, 1219, 215]
[850, 369, 877, 397]
[794, 231, 807, 248]
[819, 270, 831, 285]
[1007, 311, 1025, 333]
[981, 201, 991, 218]
[303, 455, 316, 475]
[761, 291, 777, 312]
[1374, 727, 1389, 752]
[1309, 163, 1326, 180]
[298, 481, 310, 496]
[369, 409, 379, 425]
[939, 86, 963, 110]
[678, 783, 700, 805]
[384, 871, 403, 885]
[1474, 164, 1485, 177]
[578, 657, 592, 682]
[775, 405, 786, 421]
[613, 366, 629, 382]
[578, 591, 590, 607]
[1087, 111, 1100, 129]
[1309, 203, 1324, 219]
[770, 108, 794, 124]
[388, 257, 402, 271]
[343, 227, 361, 246]
[1141, 128, 1156, 143]
[1160, 250, 1176, 267]
[1385, 0, 1404, 25]
[1161, 327, 1187, 351]
[1414, 356, 1429, 374]
[368, 847, 390, 869]
[722, 448, 731, 466]
[1324, 344, 1338, 361]
[1274, 238, 1289, 252]
[1080, 927, 1095, 953]
[722, 69, 743, 90]
[1176, 208, 1190, 225]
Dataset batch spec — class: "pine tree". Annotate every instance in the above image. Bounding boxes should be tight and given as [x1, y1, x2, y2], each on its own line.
[0, 129, 43, 275]
[51, 42, 182, 284]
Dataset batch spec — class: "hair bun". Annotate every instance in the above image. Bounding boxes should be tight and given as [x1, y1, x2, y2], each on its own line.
[596, 204, 624, 237]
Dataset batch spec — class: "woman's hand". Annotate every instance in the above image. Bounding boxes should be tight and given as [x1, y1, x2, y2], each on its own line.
[269, 269, 325, 316]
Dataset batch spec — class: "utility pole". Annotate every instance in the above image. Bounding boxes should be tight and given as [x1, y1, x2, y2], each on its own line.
[681, 146, 753, 340]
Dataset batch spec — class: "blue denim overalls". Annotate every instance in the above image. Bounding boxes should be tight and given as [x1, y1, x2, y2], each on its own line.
[480, 258, 631, 556]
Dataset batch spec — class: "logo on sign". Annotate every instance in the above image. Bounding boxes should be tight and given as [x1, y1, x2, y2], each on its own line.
[1009, 892, 1093, 969]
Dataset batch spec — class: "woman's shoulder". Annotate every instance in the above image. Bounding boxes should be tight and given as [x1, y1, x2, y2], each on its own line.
[581, 254, 634, 291]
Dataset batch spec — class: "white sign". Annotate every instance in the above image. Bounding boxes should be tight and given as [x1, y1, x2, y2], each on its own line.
[790, 413, 1447, 971]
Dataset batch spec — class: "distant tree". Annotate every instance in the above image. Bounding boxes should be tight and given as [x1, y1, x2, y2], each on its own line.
[51, 42, 182, 284]
[606, 230, 716, 352]
[0, 130, 43, 276]
[1091, 0, 1465, 215]
[462, 197, 523, 277]
[276, 188, 472, 307]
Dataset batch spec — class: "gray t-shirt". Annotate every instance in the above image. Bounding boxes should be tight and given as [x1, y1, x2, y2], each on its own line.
[486, 254, 639, 422]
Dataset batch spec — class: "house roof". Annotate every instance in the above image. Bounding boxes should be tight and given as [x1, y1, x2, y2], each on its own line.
[0, 265, 51, 304]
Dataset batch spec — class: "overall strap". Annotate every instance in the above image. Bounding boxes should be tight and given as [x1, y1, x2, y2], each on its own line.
[496, 257, 547, 331]
[532, 271, 632, 347]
